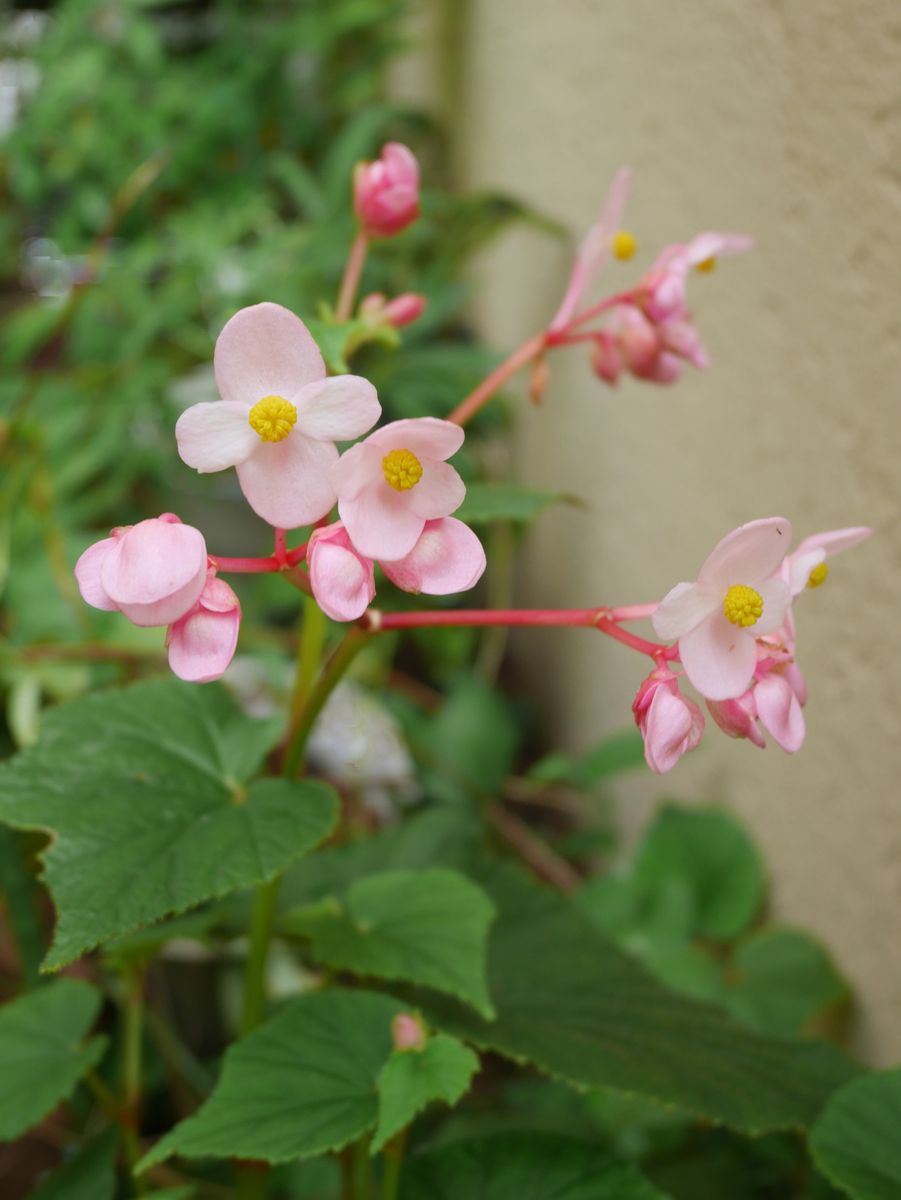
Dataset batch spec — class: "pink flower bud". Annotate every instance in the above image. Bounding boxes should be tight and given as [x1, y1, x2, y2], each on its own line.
[307, 523, 376, 622]
[707, 690, 766, 748]
[632, 666, 705, 774]
[383, 293, 426, 328]
[74, 513, 207, 628]
[590, 333, 622, 385]
[167, 572, 241, 684]
[391, 1012, 426, 1052]
[353, 143, 420, 238]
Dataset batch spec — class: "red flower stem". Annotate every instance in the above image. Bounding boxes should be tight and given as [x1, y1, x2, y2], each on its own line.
[607, 601, 659, 621]
[212, 543, 308, 574]
[335, 231, 369, 322]
[560, 289, 639, 333]
[447, 332, 548, 427]
[274, 528, 288, 564]
[363, 605, 675, 660]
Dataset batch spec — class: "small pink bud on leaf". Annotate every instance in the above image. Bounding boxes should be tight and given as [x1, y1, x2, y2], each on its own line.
[391, 1012, 427, 1052]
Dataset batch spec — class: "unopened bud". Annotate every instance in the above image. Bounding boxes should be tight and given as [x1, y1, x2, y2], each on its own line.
[383, 293, 426, 328]
[354, 143, 420, 239]
[391, 1011, 427, 1052]
[529, 353, 550, 405]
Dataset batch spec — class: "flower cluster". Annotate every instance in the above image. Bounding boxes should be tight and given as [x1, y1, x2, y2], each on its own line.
[631, 518, 871, 772]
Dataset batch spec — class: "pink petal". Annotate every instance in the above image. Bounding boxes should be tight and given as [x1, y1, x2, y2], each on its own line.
[382, 518, 486, 595]
[339, 484, 425, 561]
[308, 533, 375, 622]
[684, 231, 754, 266]
[214, 302, 324, 406]
[383, 142, 419, 185]
[749, 578, 791, 636]
[294, 376, 381, 442]
[788, 548, 825, 596]
[102, 519, 208, 627]
[365, 417, 464, 463]
[199, 575, 241, 613]
[175, 401, 258, 473]
[707, 695, 766, 747]
[697, 517, 792, 591]
[678, 611, 758, 701]
[406, 460, 466, 520]
[652, 581, 718, 641]
[332, 442, 382, 501]
[794, 526, 873, 559]
[168, 605, 240, 684]
[755, 672, 805, 753]
[236, 433, 338, 529]
[74, 537, 119, 611]
[643, 686, 704, 774]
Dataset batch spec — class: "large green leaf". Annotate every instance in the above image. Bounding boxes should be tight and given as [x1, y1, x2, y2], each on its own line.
[398, 1132, 665, 1199]
[529, 730, 646, 789]
[418, 867, 858, 1133]
[284, 869, 495, 1017]
[454, 483, 576, 526]
[0, 680, 339, 968]
[373, 1033, 479, 1153]
[0, 979, 107, 1141]
[417, 677, 520, 803]
[139, 990, 404, 1169]
[811, 1069, 901, 1199]
[31, 1130, 118, 1200]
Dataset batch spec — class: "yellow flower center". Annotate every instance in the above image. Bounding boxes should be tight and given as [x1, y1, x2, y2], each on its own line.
[696, 255, 717, 273]
[807, 562, 829, 589]
[612, 229, 638, 261]
[248, 395, 297, 443]
[723, 583, 764, 628]
[382, 448, 423, 492]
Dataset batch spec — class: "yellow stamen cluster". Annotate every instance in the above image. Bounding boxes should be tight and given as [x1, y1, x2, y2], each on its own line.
[696, 256, 717, 273]
[807, 562, 829, 589]
[723, 583, 764, 628]
[248, 395, 297, 443]
[612, 230, 638, 261]
[382, 448, 423, 492]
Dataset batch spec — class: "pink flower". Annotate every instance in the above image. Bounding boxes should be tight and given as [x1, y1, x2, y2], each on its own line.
[307, 524, 376, 623]
[167, 573, 241, 684]
[784, 526, 873, 597]
[176, 303, 380, 529]
[308, 517, 485, 623]
[591, 307, 685, 387]
[641, 231, 753, 323]
[708, 662, 806, 754]
[651, 518, 792, 701]
[74, 513, 207, 627]
[632, 666, 705, 774]
[549, 167, 632, 334]
[332, 418, 466, 561]
[354, 143, 420, 238]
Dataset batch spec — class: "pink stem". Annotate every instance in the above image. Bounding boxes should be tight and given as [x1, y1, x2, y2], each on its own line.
[595, 616, 675, 659]
[448, 332, 548, 427]
[285, 542, 308, 567]
[211, 556, 282, 573]
[607, 601, 660, 621]
[335, 231, 369, 322]
[556, 289, 638, 335]
[274, 528, 288, 564]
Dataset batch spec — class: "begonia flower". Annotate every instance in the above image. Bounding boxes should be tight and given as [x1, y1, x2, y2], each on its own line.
[75, 513, 207, 627]
[651, 518, 792, 702]
[167, 573, 241, 684]
[176, 303, 380, 529]
[783, 526, 873, 597]
[308, 517, 485, 623]
[332, 417, 466, 561]
[354, 143, 419, 238]
[641, 231, 753, 323]
[549, 167, 633, 334]
[632, 665, 705, 774]
[708, 662, 806, 754]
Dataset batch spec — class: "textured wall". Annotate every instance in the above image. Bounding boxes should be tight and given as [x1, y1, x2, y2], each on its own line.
[436, 0, 901, 1062]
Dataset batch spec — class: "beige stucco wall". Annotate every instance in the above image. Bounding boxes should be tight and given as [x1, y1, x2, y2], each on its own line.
[408, 1, 901, 1062]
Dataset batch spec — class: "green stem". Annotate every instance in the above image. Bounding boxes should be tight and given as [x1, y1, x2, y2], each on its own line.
[281, 628, 370, 779]
[380, 1130, 408, 1200]
[285, 595, 327, 754]
[121, 966, 146, 1191]
[239, 876, 281, 1037]
[353, 1134, 373, 1200]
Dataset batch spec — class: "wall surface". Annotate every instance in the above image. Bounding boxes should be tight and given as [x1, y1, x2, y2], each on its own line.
[434, 0, 901, 1062]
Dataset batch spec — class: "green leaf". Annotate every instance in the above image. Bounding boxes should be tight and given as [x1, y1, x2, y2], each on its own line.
[455, 483, 576, 525]
[284, 869, 496, 1017]
[373, 1034, 479, 1153]
[31, 1130, 118, 1200]
[417, 677, 520, 803]
[726, 927, 849, 1037]
[634, 805, 764, 940]
[0, 827, 46, 987]
[419, 867, 858, 1133]
[811, 1069, 901, 1199]
[139, 990, 404, 1169]
[0, 680, 339, 968]
[0, 979, 107, 1141]
[529, 730, 646, 789]
[398, 1132, 665, 1199]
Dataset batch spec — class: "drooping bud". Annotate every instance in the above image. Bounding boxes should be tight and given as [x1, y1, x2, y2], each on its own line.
[167, 572, 241, 684]
[632, 666, 705, 774]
